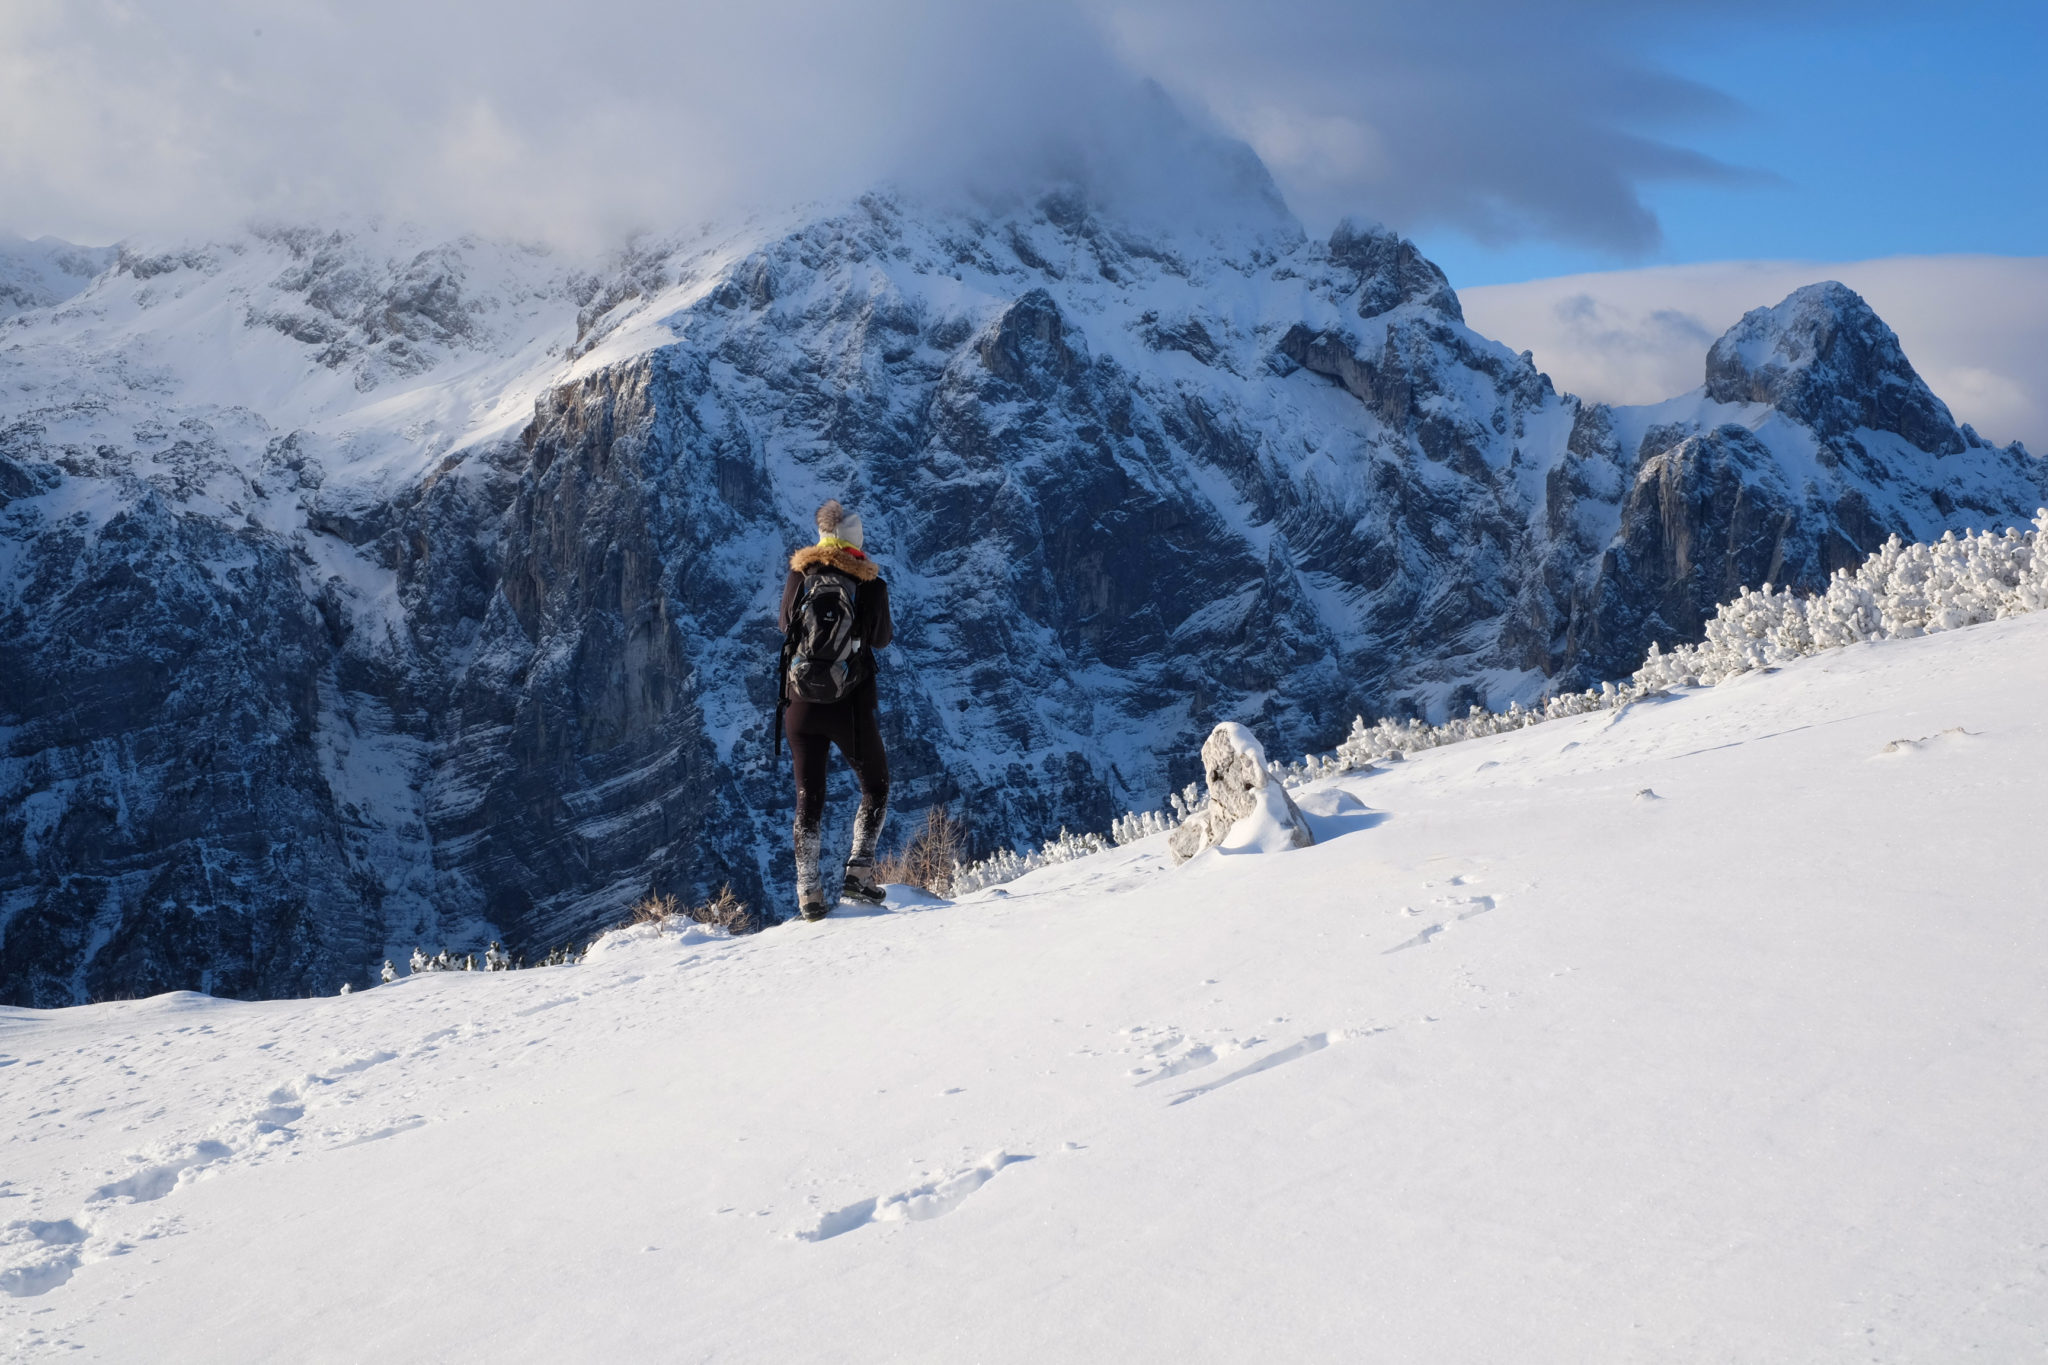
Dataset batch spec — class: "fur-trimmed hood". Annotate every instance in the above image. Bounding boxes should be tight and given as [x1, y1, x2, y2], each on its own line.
[789, 544, 881, 582]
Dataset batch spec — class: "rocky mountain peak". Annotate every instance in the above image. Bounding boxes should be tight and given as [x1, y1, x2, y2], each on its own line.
[1324, 218, 1463, 322]
[1703, 280, 1964, 455]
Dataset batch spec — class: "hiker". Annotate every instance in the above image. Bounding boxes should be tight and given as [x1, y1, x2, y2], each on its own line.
[777, 499, 894, 921]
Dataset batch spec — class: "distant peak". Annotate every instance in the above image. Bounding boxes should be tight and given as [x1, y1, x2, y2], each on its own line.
[1324, 219, 1462, 323]
[1704, 281, 1963, 454]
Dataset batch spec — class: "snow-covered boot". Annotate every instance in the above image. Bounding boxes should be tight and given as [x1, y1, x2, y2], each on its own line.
[842, 797, 888, 904]
[794, 819, 829, 921]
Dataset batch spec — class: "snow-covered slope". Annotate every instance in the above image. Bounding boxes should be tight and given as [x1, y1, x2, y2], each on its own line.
[4, 612, 2046, 1360]
[2, 181, 2042, 1004]
[0, 236, 116, 324]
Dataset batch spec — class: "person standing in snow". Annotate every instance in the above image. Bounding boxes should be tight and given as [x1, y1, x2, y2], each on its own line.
[778, 499, 894, 921]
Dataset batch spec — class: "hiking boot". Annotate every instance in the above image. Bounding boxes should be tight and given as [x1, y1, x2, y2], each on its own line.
[842, 861, 886, 905]
[799, 889, 830, 921]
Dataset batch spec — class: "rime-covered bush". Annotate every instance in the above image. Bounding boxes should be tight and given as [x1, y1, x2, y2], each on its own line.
[952, 826, 1112, 895]
[1110, 809, 1174, 845]
[1635, 510, 2047, 689]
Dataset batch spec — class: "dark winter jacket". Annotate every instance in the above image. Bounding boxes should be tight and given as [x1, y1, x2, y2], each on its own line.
[780, 544, 893, 708]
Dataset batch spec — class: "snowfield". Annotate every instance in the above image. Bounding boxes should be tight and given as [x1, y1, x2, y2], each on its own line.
[5, 613, 2047, 1362]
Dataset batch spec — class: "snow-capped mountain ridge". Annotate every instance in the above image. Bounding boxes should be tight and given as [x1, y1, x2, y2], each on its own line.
[1, 188, 2041, 1004]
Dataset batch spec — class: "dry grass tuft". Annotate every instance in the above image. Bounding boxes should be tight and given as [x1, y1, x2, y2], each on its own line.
[876, 804, 968, 897]
[624, 884, 754, 933]
[691, 883, 752, 932]
[628, 892, 685, 925]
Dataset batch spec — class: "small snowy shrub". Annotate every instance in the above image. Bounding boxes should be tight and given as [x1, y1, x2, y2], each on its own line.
[1167, 782, 1205, 824]
[1632, 511, 2047, 689]
[379, 959, 396, 985]
[951, 826, 1110, 896]
[1110, 809, 1174, 845]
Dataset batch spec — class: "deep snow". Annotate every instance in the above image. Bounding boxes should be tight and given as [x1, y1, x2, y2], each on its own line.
[4, 612, 2047, 1361]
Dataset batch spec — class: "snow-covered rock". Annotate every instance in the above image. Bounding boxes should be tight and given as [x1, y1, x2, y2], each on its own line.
[1168, 722, 1314, 862]
[1, 170, 2042, 1003]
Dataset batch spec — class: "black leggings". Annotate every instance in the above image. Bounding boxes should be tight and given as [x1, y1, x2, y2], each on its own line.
[785, 699, 889, 828]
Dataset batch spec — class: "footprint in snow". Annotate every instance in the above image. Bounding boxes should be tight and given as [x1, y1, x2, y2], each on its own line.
[795, 1152, 1032, 1242]
[1167, 1030, 1372, 1106]
[0, 1219, 90, 1298]
[1384, 924, 1443, 953]
[91, 1141, 233, 1205]
[1385, 894, 1495, 952]
[1877, 727, 1978, 756]
[1454, 895, 1496, 920]
[1132, 1042, 1220, 1086]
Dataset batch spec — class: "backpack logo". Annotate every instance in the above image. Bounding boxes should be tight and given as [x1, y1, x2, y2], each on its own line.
[785, 569, 866, 703]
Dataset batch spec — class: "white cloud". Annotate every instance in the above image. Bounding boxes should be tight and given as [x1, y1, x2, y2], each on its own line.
[1459, 256, 2048, 454]
[4, 0, 1801, 251]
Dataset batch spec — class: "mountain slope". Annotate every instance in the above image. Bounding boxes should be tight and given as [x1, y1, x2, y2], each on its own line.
[4, 611, 2046, 1360]
[1, 189, 2042, 1002]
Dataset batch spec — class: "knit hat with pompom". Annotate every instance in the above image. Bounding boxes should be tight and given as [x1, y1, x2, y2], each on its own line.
[815, 499, 863, 550]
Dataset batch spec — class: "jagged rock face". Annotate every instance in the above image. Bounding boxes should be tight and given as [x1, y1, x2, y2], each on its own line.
[1563, 426, 1831, 682]
[1705, 282, 1963, 455]
[0, 474, 365, 1005]
[1, 198, 2041, 1005]
[1325, 218, 1463, 322]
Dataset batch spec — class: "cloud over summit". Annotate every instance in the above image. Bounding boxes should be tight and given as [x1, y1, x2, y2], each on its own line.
[7, 0, 1789, 249]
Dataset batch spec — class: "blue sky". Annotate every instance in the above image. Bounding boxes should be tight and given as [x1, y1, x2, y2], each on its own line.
[1425, 3, 2048, 287]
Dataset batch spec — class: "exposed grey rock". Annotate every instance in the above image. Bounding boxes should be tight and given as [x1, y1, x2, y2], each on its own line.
[1168, 722, 1314, 863]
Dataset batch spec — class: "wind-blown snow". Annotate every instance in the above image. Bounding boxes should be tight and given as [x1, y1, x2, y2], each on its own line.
[5, 611, 2046, 1360]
